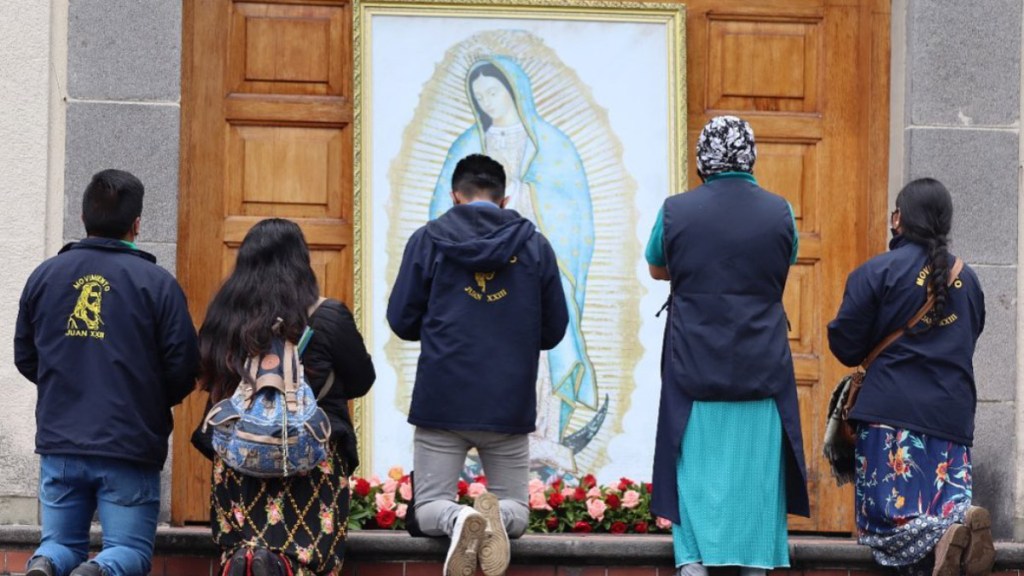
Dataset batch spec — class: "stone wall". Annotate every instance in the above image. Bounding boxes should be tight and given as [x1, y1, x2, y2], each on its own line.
[899, 0, 1023, 539]
[0, 0, 60, 524]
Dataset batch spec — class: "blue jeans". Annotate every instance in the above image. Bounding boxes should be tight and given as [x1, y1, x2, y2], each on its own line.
[32, 454, 160, 576]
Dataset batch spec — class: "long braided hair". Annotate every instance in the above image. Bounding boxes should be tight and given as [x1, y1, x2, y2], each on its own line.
[895, 178, 954, 330]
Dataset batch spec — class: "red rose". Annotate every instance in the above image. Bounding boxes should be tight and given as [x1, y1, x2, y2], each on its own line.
[606, 494, 621, 510]
[572, 521, 593, 533]
[644, 483, 654, 494]
[545, 516, 559, 531]
[610, 521, 628, 534]
[551, 479, 563, 492]
[574, 487, 587, 501]
[633, 521, 649, 533]
[457, 480, 469, 497]
[376, 508, 397, 529]
[582, 474, 597, 489]
[547, 492, 565, 508]
[474, 475, 488, 485]
[354, 478, 371, 497]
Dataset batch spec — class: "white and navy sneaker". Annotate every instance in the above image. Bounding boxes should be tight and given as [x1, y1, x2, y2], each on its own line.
[475, 493, 510, 576]
[444, 506, 486, 576]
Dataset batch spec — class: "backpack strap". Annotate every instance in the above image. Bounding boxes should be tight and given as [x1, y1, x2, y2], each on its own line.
[282, 341, 299, 411]
[303, 297, 337, 402]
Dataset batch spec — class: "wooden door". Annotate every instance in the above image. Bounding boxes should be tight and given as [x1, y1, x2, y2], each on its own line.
[684, 0, 890, 532]
[173, 0, 890, 530]
[172, 0, 354, 524]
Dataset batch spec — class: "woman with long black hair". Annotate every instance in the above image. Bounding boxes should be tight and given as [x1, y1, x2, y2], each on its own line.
[829, 178, 991, 576]
[193, 218, 375, 576]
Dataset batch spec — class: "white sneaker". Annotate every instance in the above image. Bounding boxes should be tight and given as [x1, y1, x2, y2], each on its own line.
[444, 506, 486, 576]
[475, 493, 510, 576]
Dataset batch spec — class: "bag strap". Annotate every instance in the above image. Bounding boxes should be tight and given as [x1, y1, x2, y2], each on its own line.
[861, 257, 964, 369]
[301, 297, 336, 402]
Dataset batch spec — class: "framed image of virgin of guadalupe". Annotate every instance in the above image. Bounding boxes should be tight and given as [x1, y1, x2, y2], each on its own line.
[353, 0, 686, 482]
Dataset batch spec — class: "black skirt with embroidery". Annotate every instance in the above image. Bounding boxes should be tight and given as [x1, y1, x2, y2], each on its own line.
[211, 446, 349, 576]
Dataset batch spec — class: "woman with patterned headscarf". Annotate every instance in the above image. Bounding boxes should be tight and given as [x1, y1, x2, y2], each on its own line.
[646, 116, 809, 576]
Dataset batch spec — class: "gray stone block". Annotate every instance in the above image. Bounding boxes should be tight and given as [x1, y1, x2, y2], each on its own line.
[971, 265, 1016, 401]
[906, 128, 1018, 265]
[0, 496, 39, 525]
[971, 401, 1015, 539]
[64, 102, 180, 244]
[136, 241, 178, 277]
[68, 0, 181, 101]
[907, 0, 1021, 126]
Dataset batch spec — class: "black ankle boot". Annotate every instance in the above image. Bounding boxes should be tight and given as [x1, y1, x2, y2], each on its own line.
[25, 556, 55, 576]
[251, 548, 289, 576]
[69, 562, 104, 576]
[223, 548, 250, 576]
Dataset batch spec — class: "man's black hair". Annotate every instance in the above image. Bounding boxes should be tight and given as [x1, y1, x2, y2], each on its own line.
[82, 169, 145, 239]
[451, 154, 506, 203]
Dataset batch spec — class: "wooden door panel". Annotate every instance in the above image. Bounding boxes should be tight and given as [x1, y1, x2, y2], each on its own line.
[173, 0, 353, 525]
[176, 0, 888, 531]
[687, 0, 888, 533]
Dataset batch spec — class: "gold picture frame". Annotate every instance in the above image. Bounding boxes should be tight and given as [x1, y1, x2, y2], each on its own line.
[352, 0, 686, 478]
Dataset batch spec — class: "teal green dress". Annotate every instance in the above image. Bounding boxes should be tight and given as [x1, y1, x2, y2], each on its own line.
[646, 173, 796, 568]
[672, 399, 789, 568]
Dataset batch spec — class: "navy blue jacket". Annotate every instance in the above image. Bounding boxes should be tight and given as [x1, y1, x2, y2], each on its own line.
[828, 236, 985, 445]
[387, 203, 569, 433]
[651, 175, 810, 522]
[14, 238, 199, 468]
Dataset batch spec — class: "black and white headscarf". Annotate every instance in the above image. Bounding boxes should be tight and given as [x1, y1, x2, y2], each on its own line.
[695, 115, 756, 177]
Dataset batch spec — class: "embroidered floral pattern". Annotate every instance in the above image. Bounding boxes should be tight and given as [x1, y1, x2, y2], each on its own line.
[855, 424, 971, 572]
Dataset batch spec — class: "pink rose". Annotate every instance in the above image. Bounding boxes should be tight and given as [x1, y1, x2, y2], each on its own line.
[375, 492, 396, 511]
[621, 490, 641, 509]
[528, 478, 547, 496]
[586, 498, 607, 522]
[399, 481, 413, 501]
[561, 487, 576, 499]
[468, 482, 488, 499]
[655, 516, 673, 530]
[383, 479, 398, 494]
[529, 492, 551, 510]
[587, 487, 602, 500]
[395, 503, 408, 519]
[369, 474, 382, 488]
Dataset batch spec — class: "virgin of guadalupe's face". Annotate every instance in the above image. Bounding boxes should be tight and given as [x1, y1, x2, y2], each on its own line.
[471, 74, 515, 122]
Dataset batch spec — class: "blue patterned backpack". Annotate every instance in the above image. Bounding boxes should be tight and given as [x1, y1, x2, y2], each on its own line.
[203, 318, 331, 478]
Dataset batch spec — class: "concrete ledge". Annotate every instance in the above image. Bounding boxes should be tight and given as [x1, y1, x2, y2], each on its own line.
[0, 526, 1022, 569]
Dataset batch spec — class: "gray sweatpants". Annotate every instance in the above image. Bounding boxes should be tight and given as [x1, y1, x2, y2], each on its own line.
[413, 427, 530, 538]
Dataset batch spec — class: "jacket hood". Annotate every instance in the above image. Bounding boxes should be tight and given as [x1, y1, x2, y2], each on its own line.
[60, 237, 157, 263]
[427, 204, 535, 270]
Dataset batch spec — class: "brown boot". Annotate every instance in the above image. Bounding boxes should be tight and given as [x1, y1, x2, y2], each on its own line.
[963, 506, 996, 576]
[932, 523, 969, 576]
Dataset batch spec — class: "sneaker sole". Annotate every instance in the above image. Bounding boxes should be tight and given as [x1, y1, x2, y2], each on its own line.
[445, 513, 487, 576]
[964, 506, 996, 576]
[475, 493, 510, 576]
[932, 523, 969, 576]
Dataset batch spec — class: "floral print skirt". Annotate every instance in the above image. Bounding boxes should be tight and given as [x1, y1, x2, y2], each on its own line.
[855, 423, 972, 575]
[211, 446, 350, 576]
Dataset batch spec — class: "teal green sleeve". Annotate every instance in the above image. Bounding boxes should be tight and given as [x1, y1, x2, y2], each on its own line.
[645, 206, 667, 267]
[788, 202, 799, 265]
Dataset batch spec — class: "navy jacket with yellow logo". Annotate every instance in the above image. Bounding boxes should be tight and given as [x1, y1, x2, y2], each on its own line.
[828, 235, 985, 445]
[387, 203, 568, 433]
[14, 237, 199, 468]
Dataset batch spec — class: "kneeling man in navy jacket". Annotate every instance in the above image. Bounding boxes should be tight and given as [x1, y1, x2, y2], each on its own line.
[388, 154, 568, 576]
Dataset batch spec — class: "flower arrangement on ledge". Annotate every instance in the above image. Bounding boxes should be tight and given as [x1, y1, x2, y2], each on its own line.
[348, 467, 673, 534]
